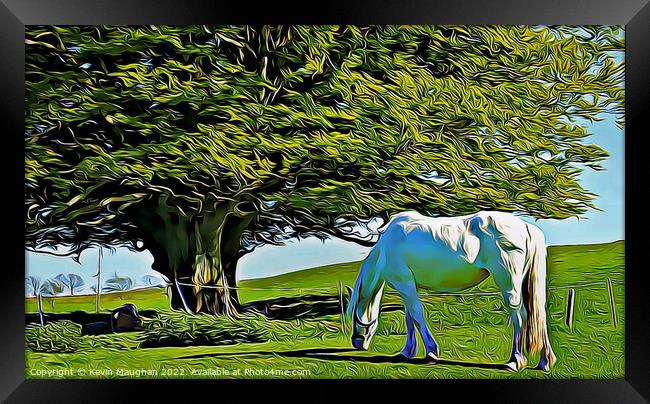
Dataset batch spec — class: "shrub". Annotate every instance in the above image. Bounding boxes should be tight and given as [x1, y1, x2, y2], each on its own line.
[139, 310, 342, 348]
[25, 320, 82, 353]
[140, 311, 272, 348]
[265, 317, 340, 342]
[80, 333, 138, 351]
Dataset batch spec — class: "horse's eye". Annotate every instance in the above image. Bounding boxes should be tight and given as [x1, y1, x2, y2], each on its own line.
[499, 239, 521, 252]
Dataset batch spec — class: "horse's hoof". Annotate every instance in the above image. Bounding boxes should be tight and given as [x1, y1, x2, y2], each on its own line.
[399, 349, 417, 360]
[426, 352, 439, 364]
[505, 359, 528, 372]
[536, 355, 553, 371]
[505, 354, 527, 372]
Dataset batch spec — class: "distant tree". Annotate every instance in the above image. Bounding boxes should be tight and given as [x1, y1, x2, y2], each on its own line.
[41, 279, 64, 296]
[141, 274, 166, 288]
[103, 273, 134, 292]
[26, 276, 45, 325]
[40, 279, 64, 311]
[54, 273, 85, 296]
[25, 25, 625, 315]
[26, 275, 42, 298]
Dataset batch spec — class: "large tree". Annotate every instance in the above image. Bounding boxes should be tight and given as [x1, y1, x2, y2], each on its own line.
[25, 25, 624, 315]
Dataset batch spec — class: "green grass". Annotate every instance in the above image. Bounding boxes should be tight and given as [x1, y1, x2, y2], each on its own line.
[237, 261, 361, 304]
[26, 241, 625, 379]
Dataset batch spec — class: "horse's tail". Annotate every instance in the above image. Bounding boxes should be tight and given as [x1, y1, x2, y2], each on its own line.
[523, 224, 555, 366]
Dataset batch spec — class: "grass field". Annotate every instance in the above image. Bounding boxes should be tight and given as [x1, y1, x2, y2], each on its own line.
[26, 241, 625, 379]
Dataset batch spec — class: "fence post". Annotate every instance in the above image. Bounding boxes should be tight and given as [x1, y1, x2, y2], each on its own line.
[607, 278, 618, 329]
[37, 293, 44, 326]
[174, 277, 192, 314]
[95, 247, 102, 313]
[565, 288, 575, 330]
[338, 281, 347, 335]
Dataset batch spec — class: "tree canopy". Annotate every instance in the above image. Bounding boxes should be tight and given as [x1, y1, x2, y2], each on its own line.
[103, 273, 135, 293]
[25, 25, 624, 314]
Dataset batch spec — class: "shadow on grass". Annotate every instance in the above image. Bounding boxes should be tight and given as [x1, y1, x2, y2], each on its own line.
[243, 294, 404, 320]
[25, 310, 159, 335]
[176, 347, 510, 370]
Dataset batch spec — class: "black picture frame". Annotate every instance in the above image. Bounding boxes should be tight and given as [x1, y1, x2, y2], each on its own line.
[1, 1, 647, 402]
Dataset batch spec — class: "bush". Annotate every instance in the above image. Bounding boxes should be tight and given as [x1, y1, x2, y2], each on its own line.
[26, 320, 82, 353]
[266, 317, 340, 342]
[140, 311, 272, 348]
[80, 333, 139, 351]
[139, 310, 342, 348]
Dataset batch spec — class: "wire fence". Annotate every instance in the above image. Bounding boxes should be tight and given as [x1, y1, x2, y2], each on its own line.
[170, 277, 623, 330]
[171, 278, 624, 296]
[174, 281, 335, 292]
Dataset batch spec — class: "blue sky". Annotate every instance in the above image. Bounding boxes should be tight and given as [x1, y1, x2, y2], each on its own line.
[25, 112, 624, 290]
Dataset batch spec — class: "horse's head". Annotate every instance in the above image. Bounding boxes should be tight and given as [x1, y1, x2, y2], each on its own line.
[344, 283, 383, 350]
[351, 312, 379, 350]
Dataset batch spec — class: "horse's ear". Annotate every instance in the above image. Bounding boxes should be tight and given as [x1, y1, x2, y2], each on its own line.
[343, 285, 353, 307]
[341, 285, 352, 308]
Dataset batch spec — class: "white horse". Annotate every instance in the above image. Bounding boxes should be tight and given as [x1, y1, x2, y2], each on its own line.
[344, 210, 556, 371]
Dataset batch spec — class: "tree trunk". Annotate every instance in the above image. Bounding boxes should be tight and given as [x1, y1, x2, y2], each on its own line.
[164, 258, 242, 315]
[135, 197, 253, 316]
[192, 253, 240, 316]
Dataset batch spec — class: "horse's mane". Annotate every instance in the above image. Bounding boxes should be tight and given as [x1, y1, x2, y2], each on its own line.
[377, 211, 422, 234]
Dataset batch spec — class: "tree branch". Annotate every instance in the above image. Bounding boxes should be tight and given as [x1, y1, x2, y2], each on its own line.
[25, 247, 78, 257]
[330, 231, 377, 247]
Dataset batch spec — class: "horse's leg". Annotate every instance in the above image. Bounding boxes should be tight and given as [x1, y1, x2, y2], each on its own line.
[505, 302, 528, 372]
[537, 339, 557, 371]
[492, 265, 528, 371]
[393, 279, 440, 361]
[399, 310, 418, 359]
